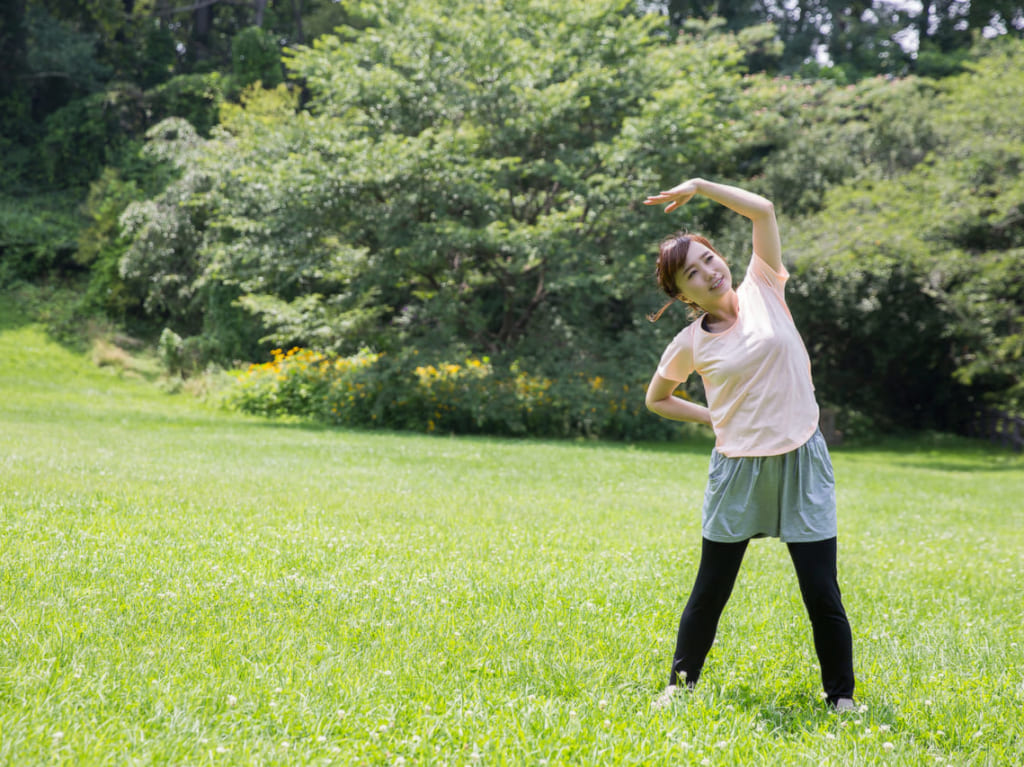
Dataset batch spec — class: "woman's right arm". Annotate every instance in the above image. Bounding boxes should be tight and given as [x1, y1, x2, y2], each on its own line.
[645, 371, 712, 425]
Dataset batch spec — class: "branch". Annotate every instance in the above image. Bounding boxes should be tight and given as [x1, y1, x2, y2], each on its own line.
[154, 0, 219, 15]
[153, 0, 252, 16]
[540, 181, 560, 218]
[16, 71, 72, 80]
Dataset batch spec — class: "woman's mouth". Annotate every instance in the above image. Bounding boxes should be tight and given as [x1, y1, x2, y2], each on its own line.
[711, 276, 724, 290]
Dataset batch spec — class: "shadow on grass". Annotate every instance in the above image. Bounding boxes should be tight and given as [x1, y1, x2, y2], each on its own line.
[835, 434, 1023, 471]
[58, 400, 1016, 468]
[213, 416, 721, 457]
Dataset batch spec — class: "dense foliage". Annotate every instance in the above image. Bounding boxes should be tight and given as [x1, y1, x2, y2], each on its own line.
[118, 2, 755, 368]
[2, 0, 1023, 438]
[778, 44, 1024, 425]
[227, 346, 676, 439]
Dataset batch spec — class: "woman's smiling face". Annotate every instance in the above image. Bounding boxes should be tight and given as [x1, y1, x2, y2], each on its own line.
[674, 242, 733, 310]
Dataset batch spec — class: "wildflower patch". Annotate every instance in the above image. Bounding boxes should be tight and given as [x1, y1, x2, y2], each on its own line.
[227, 348, 677, 440]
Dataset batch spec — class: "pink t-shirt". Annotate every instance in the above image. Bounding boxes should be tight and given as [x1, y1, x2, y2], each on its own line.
[656, 253, 819, 457]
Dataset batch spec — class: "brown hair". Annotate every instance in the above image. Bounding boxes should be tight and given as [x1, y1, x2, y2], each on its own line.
[647, 231, 725, 322]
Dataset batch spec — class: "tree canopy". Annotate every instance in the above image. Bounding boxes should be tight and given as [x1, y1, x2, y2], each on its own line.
[119, 0, 760, 372]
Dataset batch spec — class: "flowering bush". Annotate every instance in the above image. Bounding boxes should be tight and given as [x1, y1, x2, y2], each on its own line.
[226, 348, 681, 441]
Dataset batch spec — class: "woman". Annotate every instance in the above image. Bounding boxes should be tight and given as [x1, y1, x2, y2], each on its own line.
[642, 178, 855, 712]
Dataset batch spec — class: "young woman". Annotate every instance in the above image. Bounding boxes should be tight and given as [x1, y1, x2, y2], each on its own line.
[642, 178, 856, 712]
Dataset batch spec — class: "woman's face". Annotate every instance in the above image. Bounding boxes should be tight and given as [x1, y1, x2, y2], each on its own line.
[674, 243, 732, 310]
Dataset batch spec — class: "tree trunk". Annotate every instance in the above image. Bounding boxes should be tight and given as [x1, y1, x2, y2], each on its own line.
[289, 0, 304, 44]
[917, 0, 933, 48]
[194, 0, 213, 59]
[253, 0, 268, 27]
[0, 0, 27, 97]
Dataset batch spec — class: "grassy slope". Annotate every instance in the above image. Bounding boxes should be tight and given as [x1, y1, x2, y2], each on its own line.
[1, 316, 1022, 765]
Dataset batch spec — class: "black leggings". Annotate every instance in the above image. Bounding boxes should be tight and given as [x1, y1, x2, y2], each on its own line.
[670, 537, 855, 704]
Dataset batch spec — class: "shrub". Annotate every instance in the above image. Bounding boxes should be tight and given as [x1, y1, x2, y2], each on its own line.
[226, 348, 683, 441]
[158, 328, 185, 376]
[0, 192, 84, 282]
[41, 86, 147, 188]
[146, 73, 225, 136]
[231, 27, 283, 91]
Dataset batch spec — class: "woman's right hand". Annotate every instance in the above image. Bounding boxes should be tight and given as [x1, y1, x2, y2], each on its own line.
[643, 178, 703, 212]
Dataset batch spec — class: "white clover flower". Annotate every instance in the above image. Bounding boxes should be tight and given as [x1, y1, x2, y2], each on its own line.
[226, 695, 238, 707]
[882, 742, 894, 751]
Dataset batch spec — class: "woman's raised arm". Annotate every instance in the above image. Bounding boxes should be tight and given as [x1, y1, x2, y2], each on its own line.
[644, 178, 782, 273]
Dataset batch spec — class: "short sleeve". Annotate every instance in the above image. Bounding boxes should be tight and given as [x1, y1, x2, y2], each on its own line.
[747, 251, 788, 297]
[656, 324, 696, 382]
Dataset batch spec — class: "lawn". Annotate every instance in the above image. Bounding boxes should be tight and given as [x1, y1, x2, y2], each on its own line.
[1, 317, 1022, 766]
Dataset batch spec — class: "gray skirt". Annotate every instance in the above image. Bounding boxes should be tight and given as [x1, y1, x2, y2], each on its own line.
[702, 428, 837, 543]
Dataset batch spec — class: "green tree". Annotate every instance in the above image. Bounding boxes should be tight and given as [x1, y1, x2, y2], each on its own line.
[783, 39, 1024, 425]
[119, 0, 760, 374]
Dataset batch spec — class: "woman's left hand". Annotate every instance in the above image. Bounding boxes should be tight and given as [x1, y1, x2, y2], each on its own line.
[643, 178, 702, 212]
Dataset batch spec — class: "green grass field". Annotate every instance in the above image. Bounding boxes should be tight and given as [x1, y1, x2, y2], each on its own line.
[2, 316, 1023, 766]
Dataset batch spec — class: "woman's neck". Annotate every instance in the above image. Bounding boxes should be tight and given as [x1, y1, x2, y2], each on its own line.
[701, 291, 739, 332]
